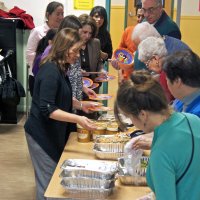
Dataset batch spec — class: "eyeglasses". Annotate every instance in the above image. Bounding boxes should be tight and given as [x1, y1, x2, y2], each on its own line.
[145, 58, 153, 68]
[142, 5, 160, 14]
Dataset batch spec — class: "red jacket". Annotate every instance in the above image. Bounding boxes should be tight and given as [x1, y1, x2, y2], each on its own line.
[0, 6, 35, 29]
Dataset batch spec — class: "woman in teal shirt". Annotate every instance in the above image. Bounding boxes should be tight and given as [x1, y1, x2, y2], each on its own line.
[115, 70, 200, 200]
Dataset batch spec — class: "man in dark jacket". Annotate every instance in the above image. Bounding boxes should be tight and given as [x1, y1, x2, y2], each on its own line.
[142, 0, 181, 39]
[132, 0, 182, 71]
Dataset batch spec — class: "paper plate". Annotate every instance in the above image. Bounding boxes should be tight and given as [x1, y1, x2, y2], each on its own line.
[82, 77, 93, 88]
[89, 94, 113, 101]
[113, 48, 134, 70]
[81, 101, 103, 107]
[94, 74, 116, 82]
[88, 106, 113, 112]
[89, 83, 99, 89]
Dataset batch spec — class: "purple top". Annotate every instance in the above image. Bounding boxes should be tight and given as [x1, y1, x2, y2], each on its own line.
[42, 45, 52, 59]
[32, 45, 52, 76]
[32, 54, 42, 76]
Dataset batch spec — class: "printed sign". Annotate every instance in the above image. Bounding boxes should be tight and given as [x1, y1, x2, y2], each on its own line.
[74, 0, 94, 10]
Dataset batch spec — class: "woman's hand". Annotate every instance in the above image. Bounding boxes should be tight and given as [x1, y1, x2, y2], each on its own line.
[82, 101, 103, 113]
[132, 135, 153, 150]
[77, 116, 96, 130]
[125, 134, 153, 152]
[81, 69, 90, 77]
[110, 59, 120, 70]
[100, 50, 108, 61]
[83, 86, 97, 98]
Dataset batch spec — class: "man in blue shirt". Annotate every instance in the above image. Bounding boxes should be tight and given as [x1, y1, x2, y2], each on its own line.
[163, 49, 200, 117]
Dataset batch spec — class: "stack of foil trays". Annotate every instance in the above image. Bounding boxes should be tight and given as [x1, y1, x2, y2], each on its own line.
[117, 156, 149, 186]
[60, 159, 118, 199]
[93, 134, 130, 160]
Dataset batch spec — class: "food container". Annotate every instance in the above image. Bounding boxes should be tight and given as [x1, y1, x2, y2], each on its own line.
[94, 135, 130, 152]
[61, 180, 113, 199]
[94, 149, 124, 160]
[77, 124, 91, 142]
[60, 176, 115, 189]
[91, 121, 107, 141]
[106, 122, 119, 135]
[94, 142, 125, 153]
[60, 159, 118, 180]
[93, 134, 130, 160]
[98, 113, 115, 121]
[95, 134, 130, 144]
[117, 174, 147, 186]
[117, 157, 149, 186]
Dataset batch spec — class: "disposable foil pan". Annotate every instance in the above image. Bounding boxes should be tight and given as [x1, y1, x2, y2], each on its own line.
[60, 175, 115, 189]
[94, 149, 124, 160]
[61, 180, 113, 199]
[94, 135, 130, 153]
[117, 174, 147, 186]
[95, 134, 130, 144]
[61, 159, 118, 180]
[117, 157, 149, 186]
[94, 143, 125, 153]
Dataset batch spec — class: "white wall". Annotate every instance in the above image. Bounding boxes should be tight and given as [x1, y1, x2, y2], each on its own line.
[1, 0, 49, 26]
[0, 0, 107, 27]
[173, 0, 200, 16]
[1, 0, 199, 27]
[65, 1, 106, 17]
[111, 0, 125, 6]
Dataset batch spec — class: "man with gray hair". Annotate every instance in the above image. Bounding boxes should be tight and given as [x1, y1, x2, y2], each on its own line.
[141, 0, 181, 39]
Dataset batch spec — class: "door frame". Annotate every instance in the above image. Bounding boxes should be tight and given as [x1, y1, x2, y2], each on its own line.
[125, 0, 175, 28]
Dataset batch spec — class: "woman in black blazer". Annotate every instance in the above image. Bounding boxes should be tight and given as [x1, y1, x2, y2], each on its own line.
[24, 28, 95, 200]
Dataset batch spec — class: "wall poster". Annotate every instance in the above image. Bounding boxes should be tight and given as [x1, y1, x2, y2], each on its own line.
[74, 0, 94, 10]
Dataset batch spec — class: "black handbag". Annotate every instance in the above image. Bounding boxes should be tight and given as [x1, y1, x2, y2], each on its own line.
[0, 59, 25, 106]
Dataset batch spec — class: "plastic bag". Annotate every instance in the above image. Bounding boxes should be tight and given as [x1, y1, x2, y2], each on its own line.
[124, 139, 143, 176]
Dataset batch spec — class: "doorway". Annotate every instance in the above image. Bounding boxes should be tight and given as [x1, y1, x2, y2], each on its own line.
[125, 0, 174, 27]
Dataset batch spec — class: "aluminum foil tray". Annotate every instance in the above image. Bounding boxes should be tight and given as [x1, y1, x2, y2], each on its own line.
[117, 174, 147, 186]
[61, 159, 118, 180]
[95, 134, 130, 144]
[117, 157, 149, 186]
[94, 143, 125, 153]
[61, 180, 113, 199]
[94, 149, 124, 160]
[61, 176, 115, 189]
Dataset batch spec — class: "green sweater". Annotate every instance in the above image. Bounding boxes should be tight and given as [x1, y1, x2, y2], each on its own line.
[146, 112, 200, 200]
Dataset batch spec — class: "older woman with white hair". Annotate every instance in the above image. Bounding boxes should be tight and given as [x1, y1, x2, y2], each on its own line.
[138, 37, 167, 73]
[132, 22, 189, 71]
[131, 22, 160, 47]
[138, 36, 190, 102]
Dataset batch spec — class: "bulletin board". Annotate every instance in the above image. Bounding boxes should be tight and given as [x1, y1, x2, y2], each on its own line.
[74, 0, 94, 10]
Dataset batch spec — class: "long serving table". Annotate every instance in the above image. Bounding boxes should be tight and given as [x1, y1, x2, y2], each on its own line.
[44, 132, 151, 200]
